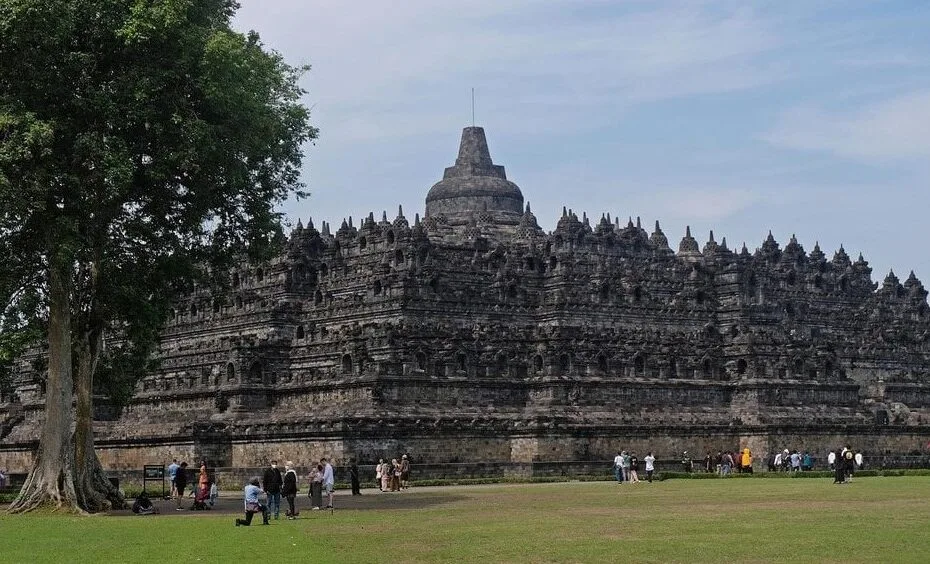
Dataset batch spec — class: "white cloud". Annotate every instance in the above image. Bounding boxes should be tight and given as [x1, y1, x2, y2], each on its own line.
[762, 91, 930, 160]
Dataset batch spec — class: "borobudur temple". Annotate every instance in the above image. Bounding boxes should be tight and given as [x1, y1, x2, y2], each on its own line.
[2, 126, 930, 474]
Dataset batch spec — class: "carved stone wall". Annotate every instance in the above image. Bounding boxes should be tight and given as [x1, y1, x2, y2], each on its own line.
[2, 126, 930, 475]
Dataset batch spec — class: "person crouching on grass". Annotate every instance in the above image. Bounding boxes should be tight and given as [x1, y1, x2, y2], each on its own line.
[235, 477, 269, 526]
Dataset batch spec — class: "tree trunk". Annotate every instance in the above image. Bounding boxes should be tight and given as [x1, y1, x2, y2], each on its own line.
[8, 252, 80, 513]
[74, 329, 123, 511]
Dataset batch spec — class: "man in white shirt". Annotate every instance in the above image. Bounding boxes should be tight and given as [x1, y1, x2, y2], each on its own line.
[644, 452, 656, 483]
[827, 451, 836, 470]
[613, 451, 623, 483]
[321, 457, 335, 509]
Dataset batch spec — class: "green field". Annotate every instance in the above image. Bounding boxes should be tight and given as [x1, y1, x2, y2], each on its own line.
[2, 477, 929, 563]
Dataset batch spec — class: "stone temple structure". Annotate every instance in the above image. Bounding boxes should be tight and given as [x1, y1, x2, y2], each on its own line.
[2, 126, 930, 474]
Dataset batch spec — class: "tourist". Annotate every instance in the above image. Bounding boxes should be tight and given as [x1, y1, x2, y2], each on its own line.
[167, 458, 179, 497]
[790, 450, 801, 472]
[644, 452, 656, 483]
[282, 461, 299, 519]
[781, 449, 790, 472]
[620, 451, 632, 481]
[376, 458, 384, 491]
[380, 459, 391, 492]
[833, 454, 845, 484]
[827, 450, 836, 471]
[390, 458, 402, 492]
[773, 451, 782, 472]
[209, 480, 218, 507]
[322, 457, 335, 509]
[613, 451, 623, 483]
[843, 448, 855, 482]
[198, 460, 209, 500]
[262, 460, 283, 520]
[132, 491, 157, 515]
[349, 459, 361, 495]
[740, 448, 753, 473]
[721, 452, 733, 476]
[175, 462, 189, 510]
[0, 468, 6, 489]
[400, 454, 411, 490]
[235, 476, 269, 527]
[308, 463, 323, 510]
[704, 452, 713, 473]
[854, 450, 864, 471]
[801, 452, 813, 471]
[629, 453, 640, 483]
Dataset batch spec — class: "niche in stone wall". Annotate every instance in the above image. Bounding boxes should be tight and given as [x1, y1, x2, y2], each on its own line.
[633, 355, 645, 377]
[559, 354, 571, 374]
[415, 352, 427, 372]
[190, 303, 198, 317]
[359, 236, 367, 250]
[533, 355, 544, 374]
[373, 280, 383, 296]
[256, 268, 264, 282]
[702, 358, 712, 379]
[226, 363, 236, 382]
[597, 353, 608, 374]
[457, 352, 467, 373]
[395, 249, 404, 265]
[342, 354, 353, 374]
[824, 360, 834, 379]
[875, 409, 890, 426]
[386, 230, 395, 244]
[736, 359, 748, 375]
[296, 325, 305, 340]
[247, 362, 263, 385]
[495, 353, 508, 376]
[201, 368, 211, 386]
[668, 358, 678, 379]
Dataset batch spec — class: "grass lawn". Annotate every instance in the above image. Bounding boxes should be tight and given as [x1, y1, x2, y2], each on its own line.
[2, 477, 929, 563]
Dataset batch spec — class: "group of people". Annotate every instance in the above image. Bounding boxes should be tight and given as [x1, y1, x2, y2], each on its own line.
[701, 449, 754, 475]
[830, 447, 862, 484]
[768, 449, 815, 472]
[167, 459, 215, 510]
[613, 451, 656, 483]
[253, 458, 335, 525]
[375, 455, 410, 492]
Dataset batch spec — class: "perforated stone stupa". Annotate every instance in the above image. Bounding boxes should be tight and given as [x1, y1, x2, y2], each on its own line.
[2, 126, 930, 472]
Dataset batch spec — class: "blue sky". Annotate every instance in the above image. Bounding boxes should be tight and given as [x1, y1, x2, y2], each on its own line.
[235, 1, 930, 281]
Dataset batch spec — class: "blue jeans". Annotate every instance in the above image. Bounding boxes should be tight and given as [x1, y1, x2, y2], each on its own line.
[614, 466, 622, 482]
[266, 492, 281, 518]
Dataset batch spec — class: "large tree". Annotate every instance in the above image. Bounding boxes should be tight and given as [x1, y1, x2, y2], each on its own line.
[0, 0, 316, 512]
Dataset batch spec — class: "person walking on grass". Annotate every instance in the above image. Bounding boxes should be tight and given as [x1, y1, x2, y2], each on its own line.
[613, 451, 623, 483]
[175, 462, 189, 510]
[629, 453, 640, 483]
[282, 461, 299, 519]
[644, 452, 656, 483]
[262, 460, 283, 520]
[235, 477, 269, 527]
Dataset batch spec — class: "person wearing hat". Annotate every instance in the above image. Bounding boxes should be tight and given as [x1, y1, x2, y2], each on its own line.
[400, 454, 411, 490]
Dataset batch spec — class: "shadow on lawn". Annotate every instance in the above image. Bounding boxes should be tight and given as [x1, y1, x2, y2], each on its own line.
[107, 490, 467, 517]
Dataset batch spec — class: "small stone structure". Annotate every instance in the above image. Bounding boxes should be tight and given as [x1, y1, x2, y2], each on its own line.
[2, 127, 930, 473]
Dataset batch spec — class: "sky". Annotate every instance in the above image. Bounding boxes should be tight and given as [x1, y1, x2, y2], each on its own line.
[234, 0, 930, 282]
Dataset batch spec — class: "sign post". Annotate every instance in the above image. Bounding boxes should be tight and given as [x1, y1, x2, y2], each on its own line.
[143, 465, 166, 499]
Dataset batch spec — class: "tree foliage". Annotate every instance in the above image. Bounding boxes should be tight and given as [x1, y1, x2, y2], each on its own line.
[0, 0, 317, 512]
